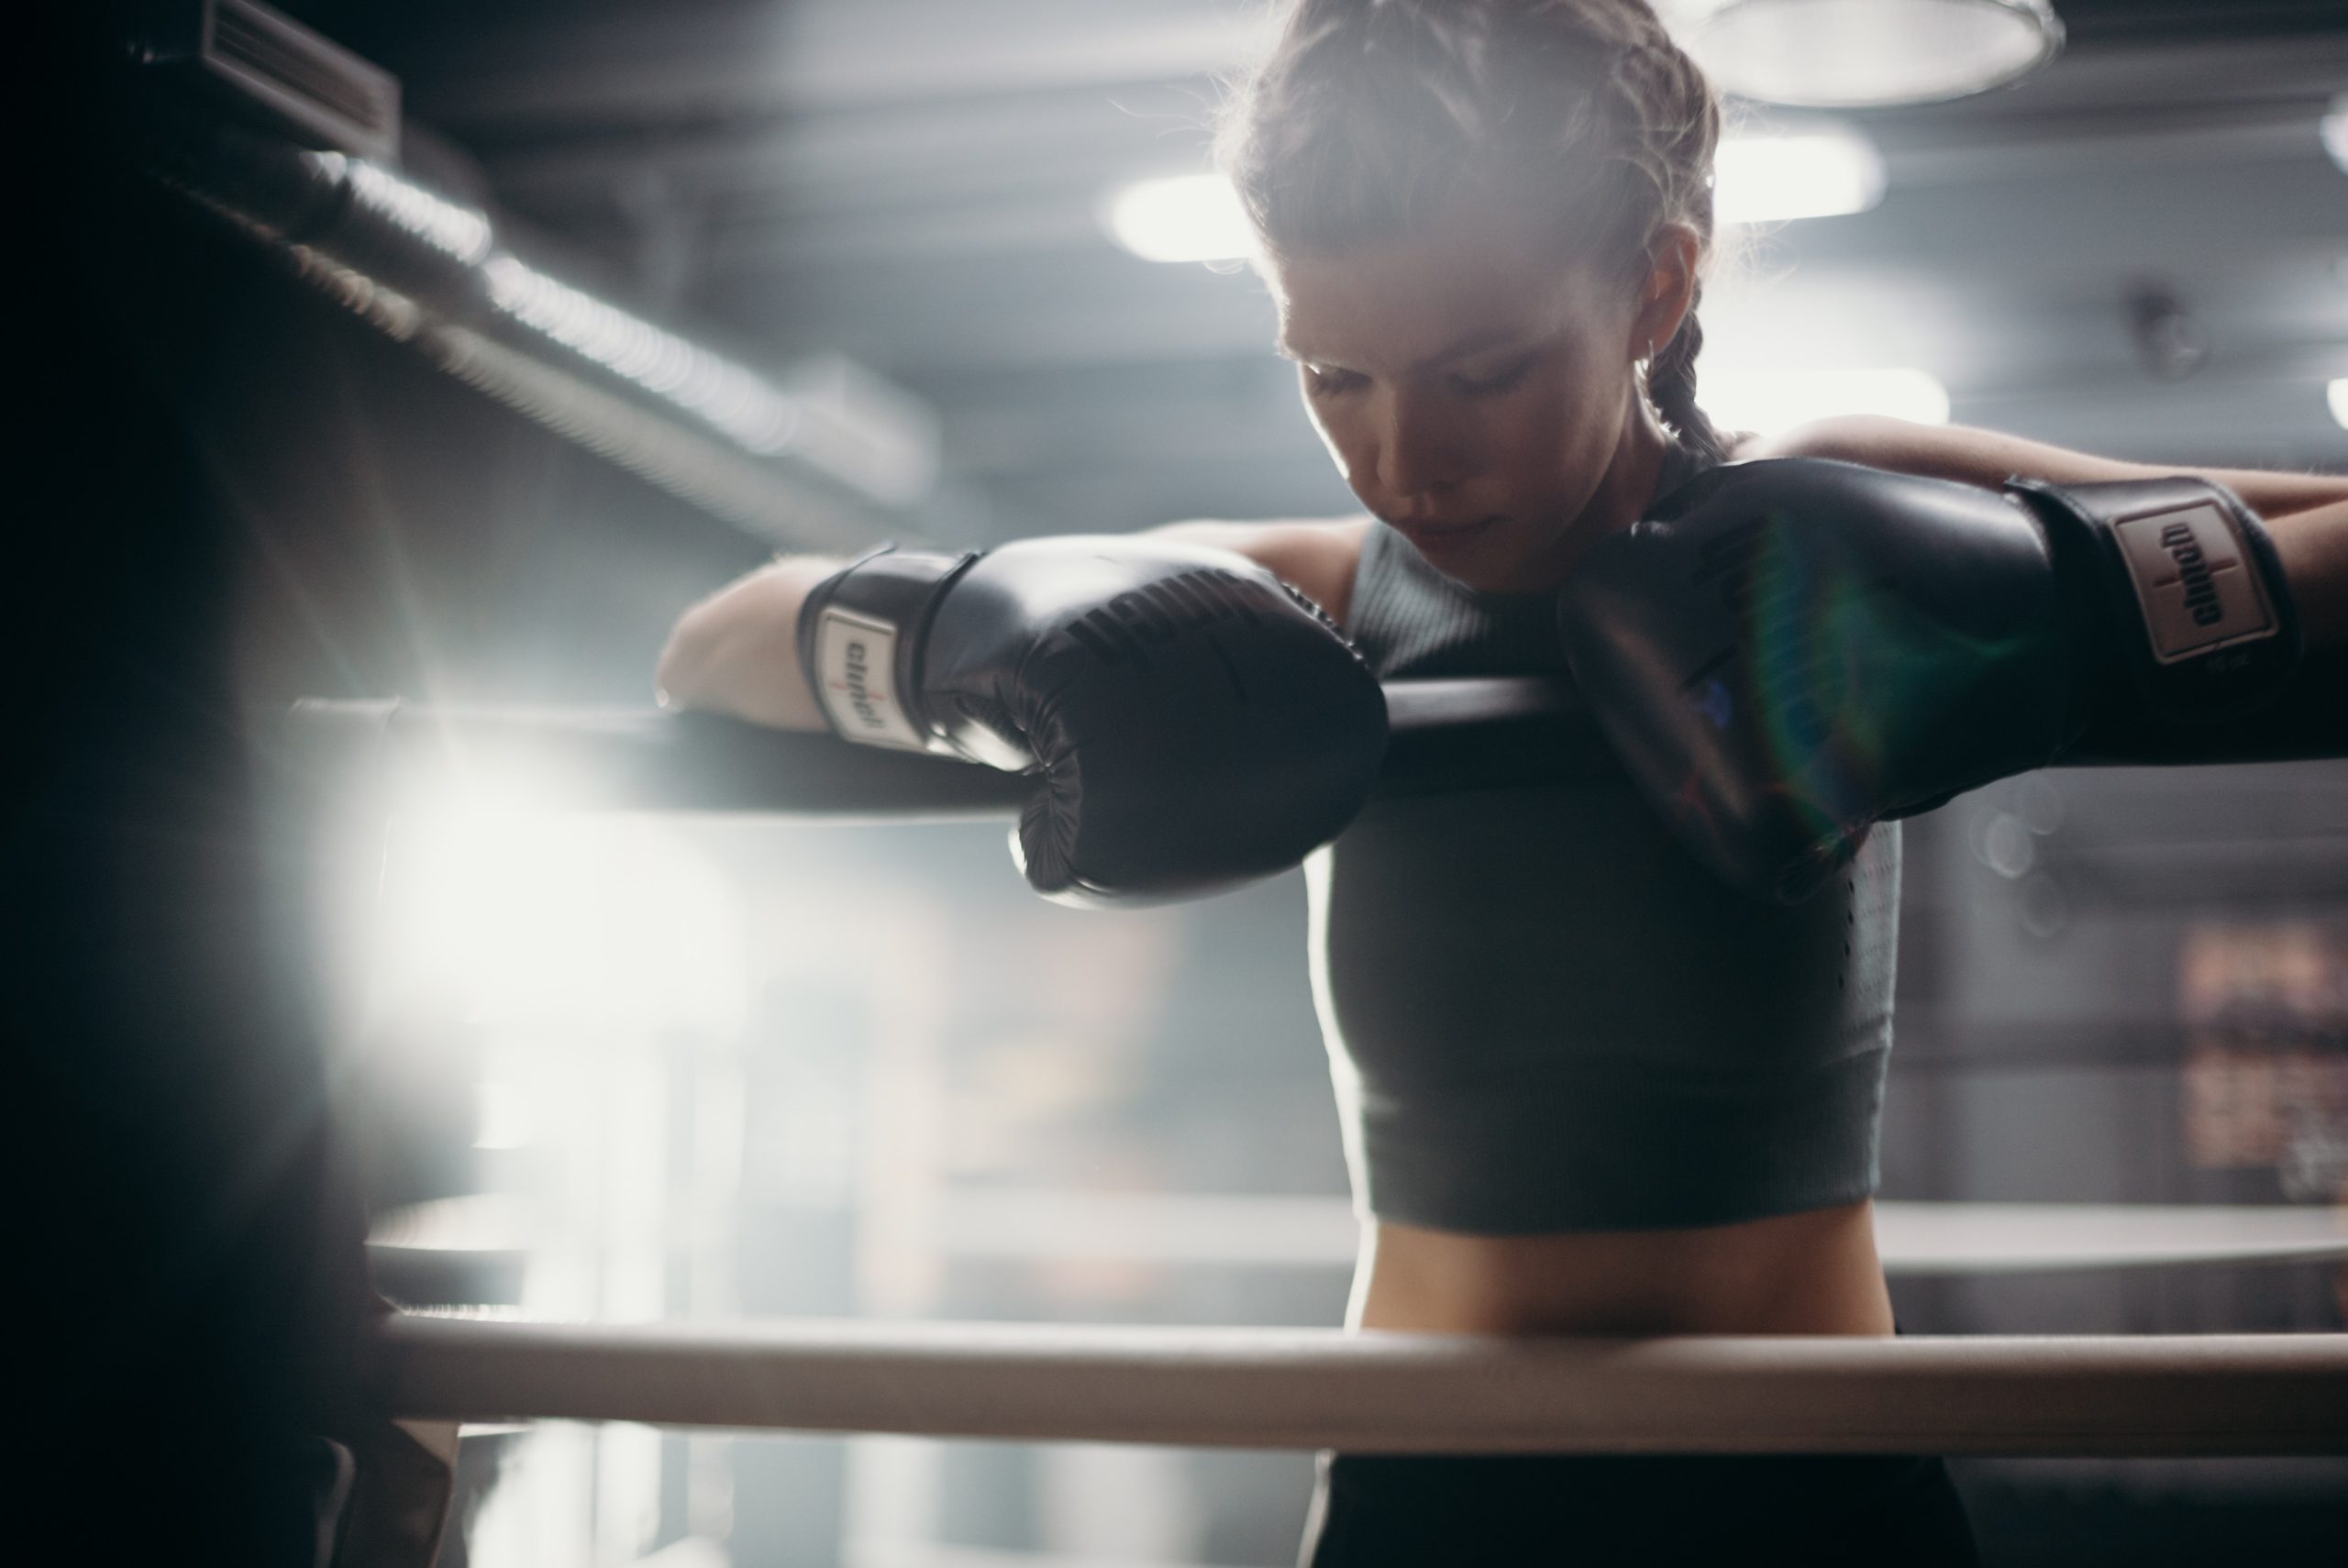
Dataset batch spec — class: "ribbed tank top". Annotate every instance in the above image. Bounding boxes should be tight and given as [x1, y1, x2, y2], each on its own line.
[1308, 445, 1900, 1232]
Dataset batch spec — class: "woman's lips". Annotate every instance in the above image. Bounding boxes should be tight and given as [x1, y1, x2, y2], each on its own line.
[1397, 515, 1499, 555]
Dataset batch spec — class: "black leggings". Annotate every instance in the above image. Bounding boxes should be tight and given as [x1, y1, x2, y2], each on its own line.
[1300, 1451, 1978, 1567]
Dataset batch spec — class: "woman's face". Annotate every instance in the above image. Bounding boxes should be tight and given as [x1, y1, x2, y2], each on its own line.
[1265, 201, 1650, 592]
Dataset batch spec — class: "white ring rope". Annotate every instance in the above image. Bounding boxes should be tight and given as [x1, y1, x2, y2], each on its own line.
[370, 1315, 2348, 1456]
[369, 1195, 2348, 1276]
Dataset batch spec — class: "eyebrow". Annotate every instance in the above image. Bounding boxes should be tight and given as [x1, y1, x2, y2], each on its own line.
[1278, 324, 1534, 371]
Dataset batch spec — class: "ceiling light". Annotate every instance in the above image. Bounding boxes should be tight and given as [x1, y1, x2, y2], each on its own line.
[1715, 129, 1886, 224]
[2324, 96, 2346, 174]
[1677, 0, 2064, 109]
[1107, 127, 1887, 263]
[1103, 173, 1256, 264]
[2329, 379, 2346, 432]
[1698, 367, 1950, 437]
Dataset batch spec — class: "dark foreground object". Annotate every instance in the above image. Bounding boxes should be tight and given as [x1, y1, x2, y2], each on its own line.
[1301, 1451, 1977, 1568]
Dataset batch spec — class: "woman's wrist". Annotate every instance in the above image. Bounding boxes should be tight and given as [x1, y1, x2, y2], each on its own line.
[655, 556, 842, 728]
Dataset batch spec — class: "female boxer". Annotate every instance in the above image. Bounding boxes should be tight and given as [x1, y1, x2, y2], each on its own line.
[659, 2, 2346, 1561]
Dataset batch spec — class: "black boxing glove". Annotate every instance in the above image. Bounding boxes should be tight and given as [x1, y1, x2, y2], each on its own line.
[1556, 458, 2302, 903]
[799, 536, 1387, 905]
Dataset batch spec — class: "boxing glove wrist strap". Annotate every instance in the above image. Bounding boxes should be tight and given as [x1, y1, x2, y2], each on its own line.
[2005, 475, 2301, 728]
[798, 545, 983, 751]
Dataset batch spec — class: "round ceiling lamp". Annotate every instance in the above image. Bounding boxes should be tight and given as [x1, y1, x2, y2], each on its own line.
[1678, 0, 2065, 109]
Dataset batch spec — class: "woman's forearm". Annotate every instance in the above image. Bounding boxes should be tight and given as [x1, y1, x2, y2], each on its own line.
[2269, 498, 2348, 651]
[2170, 465, 2348, 520]
[1757, 417, 2348, 647]
[1762, 416, 2342, 510]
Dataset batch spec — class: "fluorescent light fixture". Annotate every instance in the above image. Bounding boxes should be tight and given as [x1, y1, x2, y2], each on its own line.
[335, 156, 492, 263]
[1106, 129, 1885, 263]
[1102, 172, 1256, 264]
[2324, 96, 2346, 174]
[484, 256, 802, 455]
[2329, 379, 2346, 431]
[1715, 129, 1886, 224]
[1697, 367, 1950, 437]
[1679, 0, 2063, 108]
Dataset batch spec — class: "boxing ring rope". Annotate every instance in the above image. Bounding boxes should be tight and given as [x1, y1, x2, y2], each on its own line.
[369, 1315, 2348, 1456]
[283, 677, 1624, 823]
[371, 1190, 2348, 1276]
[283, 675, 2344, 828]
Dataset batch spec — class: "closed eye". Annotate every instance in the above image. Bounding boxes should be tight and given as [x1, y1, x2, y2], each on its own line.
[1451, 354, 1535, 396]
[1304, 364, 1367, 397]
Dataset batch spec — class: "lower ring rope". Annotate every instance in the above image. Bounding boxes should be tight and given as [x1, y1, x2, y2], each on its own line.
[368, 1315, 2348, 1457]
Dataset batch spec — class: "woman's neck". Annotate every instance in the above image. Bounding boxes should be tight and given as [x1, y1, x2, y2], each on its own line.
[1600, 403, 1677, 527]
[1525, 404, 1676, 591]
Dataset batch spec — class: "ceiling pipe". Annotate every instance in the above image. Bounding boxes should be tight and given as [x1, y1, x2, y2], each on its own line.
[127, 1, 934, 550]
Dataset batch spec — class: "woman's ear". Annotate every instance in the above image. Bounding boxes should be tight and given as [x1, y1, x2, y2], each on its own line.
[1629, 224, 1702, 362]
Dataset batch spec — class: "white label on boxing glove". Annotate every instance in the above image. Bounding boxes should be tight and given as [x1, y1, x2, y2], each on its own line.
[2111, 502, 2275, 664]
[813, 607, 927, 750]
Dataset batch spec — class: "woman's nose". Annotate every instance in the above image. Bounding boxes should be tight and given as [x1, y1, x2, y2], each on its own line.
[1377, 391, 1467, 502]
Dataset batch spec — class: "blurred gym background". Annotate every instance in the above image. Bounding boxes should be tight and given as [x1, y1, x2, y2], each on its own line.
[28, 2, 2347, 1564]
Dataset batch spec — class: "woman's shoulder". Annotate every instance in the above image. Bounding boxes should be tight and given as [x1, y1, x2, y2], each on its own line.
[1147, 514, 1376, 625]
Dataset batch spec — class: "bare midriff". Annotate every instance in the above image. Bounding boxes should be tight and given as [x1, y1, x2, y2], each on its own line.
[1351, 1198, 1896, 1337]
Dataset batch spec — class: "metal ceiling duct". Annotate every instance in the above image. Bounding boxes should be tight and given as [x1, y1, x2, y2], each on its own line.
[127, 1, 936, 550]
[133, 0, 401, 162]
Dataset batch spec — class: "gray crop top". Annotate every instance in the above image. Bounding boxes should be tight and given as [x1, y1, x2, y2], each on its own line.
[1308, 445, 1900, 1233]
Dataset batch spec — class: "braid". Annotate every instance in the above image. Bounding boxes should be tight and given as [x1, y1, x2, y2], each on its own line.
[1647, 284, 1730, 463]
